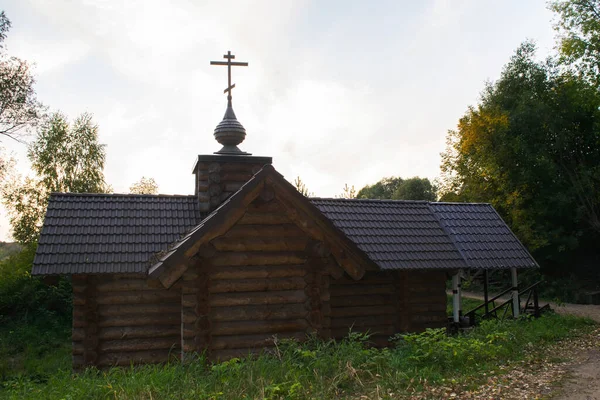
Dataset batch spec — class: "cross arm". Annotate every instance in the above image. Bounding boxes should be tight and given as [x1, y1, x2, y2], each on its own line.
[210, 61, 249, 66]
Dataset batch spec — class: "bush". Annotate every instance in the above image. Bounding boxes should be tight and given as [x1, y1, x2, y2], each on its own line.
[0, 245, 71, 323]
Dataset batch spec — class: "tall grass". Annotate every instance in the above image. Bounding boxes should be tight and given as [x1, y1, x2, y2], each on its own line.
[0, 312, 594, 400]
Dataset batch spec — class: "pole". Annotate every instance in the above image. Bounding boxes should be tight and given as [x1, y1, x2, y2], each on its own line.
[452, 273, 460, 323]
[511, 267, 519, 318]
[483, 269, 489, 315]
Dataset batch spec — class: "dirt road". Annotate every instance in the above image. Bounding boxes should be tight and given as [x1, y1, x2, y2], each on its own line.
[460, 291, 600, 399]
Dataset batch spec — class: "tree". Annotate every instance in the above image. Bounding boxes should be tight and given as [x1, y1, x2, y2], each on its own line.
[337, 183, 356, 199]
[1, 112, 109, 244]
[293, 176, 313, 197]
[0, 11, 44, 141]
[393, 177, 437, 201]
[550, 0, 600, 84]
[357, 176, 436, 201]
[28, 112, 108, 193]
[439, 42, 600, 265]
[130, 177, 159, 194]
[356, 177, 404, 199]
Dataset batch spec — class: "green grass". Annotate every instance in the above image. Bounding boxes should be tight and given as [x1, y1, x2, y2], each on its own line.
[0, 312, 595, 400]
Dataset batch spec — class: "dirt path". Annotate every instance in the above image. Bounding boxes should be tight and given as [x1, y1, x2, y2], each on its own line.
[459, 291, 600, 399]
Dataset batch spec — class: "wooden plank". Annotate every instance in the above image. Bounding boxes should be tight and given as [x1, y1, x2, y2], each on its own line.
[95, 291, 180, 305]
[210, 290, 307, 307]
[211, 252, 307, 267]
[237, 212, 291, 225]
[210, 303, 308, 322]
[224, 224, 306, 238]
[211, 237, 308, 252]
[74, 326, 180, 341]
[330, 294, 392, 308]
[330, 284, 395, 297]
[97, 314, 180, 328]
[208, 265, 307, 280]
[95, 303, 180, 317]
[209, 277, 306, 293]
[95, 279, 156, 293]
[212, 319, 309, 336]
[99, 337, 180, 353]
[211, 332, 306, 350]
[330, 305, 396, 318]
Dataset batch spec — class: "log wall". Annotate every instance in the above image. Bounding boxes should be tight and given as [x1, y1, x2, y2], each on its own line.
[72, 274, 181, 368]
[181, 197, 331, 360]
[329, 270, 447, 346]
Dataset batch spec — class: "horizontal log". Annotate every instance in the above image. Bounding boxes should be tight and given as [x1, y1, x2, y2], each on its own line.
[211, 237, 308, 252]
[212, 319, 309, 336]
[330, 295, 393, 308]
[96, 291, 180, 305]
[238, 212, 291, 225]
[331, 325, 396, 338]
[94, 303, 180, 317]
[95, 279, 156, 293]
[208, 265, 307, 280]
[330, 284, 395, 297]
[224, 224, 306, 238]
[210, 290, 307, 307]
[331, 275, 393, 285]
[211, 252, 307, 267]
[209, 277, 306, 293]
[331, 315, 396, 329]
[97, 313, 180, 328]
[99, 337, 180, 353]
[73, 326, 180, 341]
[220, 172, 254, 182]
[246, 200, 284, 213]
[330, 305, 396, 318]
[97, 350, 178, 367]
[210, 303, 308, 322]
[211, 332, 306, 350]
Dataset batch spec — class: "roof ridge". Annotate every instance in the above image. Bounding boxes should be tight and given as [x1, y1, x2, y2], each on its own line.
[427, 202, 472, 269]
[50, 192, 196, 198]
[309, 197, 432, 204]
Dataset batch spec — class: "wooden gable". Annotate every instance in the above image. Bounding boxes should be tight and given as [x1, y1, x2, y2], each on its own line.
[149, 165, 377, 289]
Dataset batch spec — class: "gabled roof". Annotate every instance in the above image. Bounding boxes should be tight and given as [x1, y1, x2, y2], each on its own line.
[310, 199, 468, 270]
[31, 169, 538, 277]
[148, 165, 376, 287]
[429, 203, 539, 269]
[31, 193, 199, 275]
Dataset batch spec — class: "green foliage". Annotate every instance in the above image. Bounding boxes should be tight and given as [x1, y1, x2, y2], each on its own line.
[550, 0, 600, 85]
[393, 177, 437, 201]
[357, 176, 437, 201]
[0, 245, 71, 322]
[29, 112, 108, 194]
[293, 176, 313, 197]
[0, 11, 44, 141]
[356, 176, 404, 199]
[0, 313, 593, 399]
[440, 42, 600, 268]
[129, 176, 159, 195]
[1, 112, 109, 244]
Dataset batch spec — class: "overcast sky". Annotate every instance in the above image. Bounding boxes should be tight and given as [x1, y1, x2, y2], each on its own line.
[1, 0, 556, 241]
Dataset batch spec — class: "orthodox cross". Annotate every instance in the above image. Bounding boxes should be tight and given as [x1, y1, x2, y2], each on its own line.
[210, 51, 248, 104]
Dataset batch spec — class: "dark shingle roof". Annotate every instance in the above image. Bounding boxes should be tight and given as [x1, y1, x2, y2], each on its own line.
[32, 193, 200, 275]
[310, 199, 468, 270]
[429, 203, 538, 269]
[310, 198, 537, 270]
